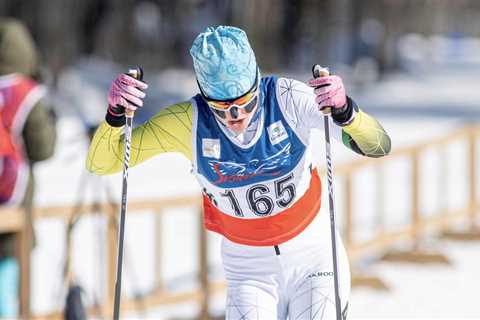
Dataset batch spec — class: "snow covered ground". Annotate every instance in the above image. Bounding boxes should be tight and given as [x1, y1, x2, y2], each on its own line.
[27, 64, 480, 319]
[351, 239, 480, 318]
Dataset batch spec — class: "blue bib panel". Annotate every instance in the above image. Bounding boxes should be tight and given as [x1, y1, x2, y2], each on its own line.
[194, 76, 306, 189]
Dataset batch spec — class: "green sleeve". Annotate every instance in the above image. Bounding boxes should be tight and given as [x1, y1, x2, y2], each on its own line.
[86, 101, 193, 175]
[22, 100, 57, 162]
[341, 110, 391, 158]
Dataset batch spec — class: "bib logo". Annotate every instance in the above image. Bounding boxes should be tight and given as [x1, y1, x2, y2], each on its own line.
[307, 271, 334, 279]
[268, 121, 288, 145]
[208, 143, 292, 184]
[202, 138, 221, 159]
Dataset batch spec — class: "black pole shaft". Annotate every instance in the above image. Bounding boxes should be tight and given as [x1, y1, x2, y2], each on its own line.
[112, 67, 143, 320]
[323, 115, 342, 320]
[312, 64, 342, 320]
[113, 115, 133, 320]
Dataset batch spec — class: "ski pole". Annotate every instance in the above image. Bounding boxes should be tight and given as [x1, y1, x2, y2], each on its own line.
[113, 66, 143, 320]
[312, 64, 342, 320]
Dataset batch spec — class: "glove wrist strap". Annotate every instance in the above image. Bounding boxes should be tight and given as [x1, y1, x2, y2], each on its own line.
[106, 105, 126, 127]
[331, 96, 358, 126]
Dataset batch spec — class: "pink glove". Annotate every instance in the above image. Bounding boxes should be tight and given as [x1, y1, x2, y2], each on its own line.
[107, 73, 148, 114]
[307, 75, 346, 111]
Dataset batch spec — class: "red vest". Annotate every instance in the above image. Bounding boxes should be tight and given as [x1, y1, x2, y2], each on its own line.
[0, 74, 44, 205]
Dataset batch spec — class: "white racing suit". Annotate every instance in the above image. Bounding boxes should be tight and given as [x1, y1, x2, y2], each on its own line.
[223, 212, 350, 319]
[192, 76, 350, 319]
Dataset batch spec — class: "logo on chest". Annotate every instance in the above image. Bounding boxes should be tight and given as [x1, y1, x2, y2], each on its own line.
[202, 138, 221, 159]
[207, 143, 292, 185]
[268, 121, 288, 145]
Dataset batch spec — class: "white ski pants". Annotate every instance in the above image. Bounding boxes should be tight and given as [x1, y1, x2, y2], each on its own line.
[222, 210, 350, 320]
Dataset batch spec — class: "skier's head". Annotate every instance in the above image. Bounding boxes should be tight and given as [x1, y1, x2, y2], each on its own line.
[190, 26, 260, 133]
[0, 18, 38, 77]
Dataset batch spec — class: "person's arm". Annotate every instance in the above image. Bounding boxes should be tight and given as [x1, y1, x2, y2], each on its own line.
[22, 100, 56, 162]
[86, 101, 193, 175]
[334, 98, 391, 158]
[308, 74, 391, 158]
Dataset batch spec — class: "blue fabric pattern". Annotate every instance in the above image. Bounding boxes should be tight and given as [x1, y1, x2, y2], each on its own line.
[194, 76, 306, 188]
[190, 26, 257, 100]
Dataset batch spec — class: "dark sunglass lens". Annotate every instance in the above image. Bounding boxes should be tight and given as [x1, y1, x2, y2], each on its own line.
[244, 96, 258, 113]
[212, 108, 226, 119]
[230, 107, 239, 119]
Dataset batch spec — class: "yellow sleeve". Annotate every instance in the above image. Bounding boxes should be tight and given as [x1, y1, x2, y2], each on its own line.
[341, 110, 391, 158]
[86, 101, 193, 175]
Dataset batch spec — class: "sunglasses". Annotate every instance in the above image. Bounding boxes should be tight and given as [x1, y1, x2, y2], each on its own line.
[207, 93, 258, 119]
[200, 72, 259, 119]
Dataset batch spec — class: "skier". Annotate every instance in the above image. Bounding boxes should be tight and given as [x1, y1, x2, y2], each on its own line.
[87, 26, 390, 319]
[0, 18, 57, 317]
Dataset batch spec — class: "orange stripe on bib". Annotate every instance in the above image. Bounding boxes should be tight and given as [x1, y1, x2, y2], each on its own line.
[203, 168, 322, 246]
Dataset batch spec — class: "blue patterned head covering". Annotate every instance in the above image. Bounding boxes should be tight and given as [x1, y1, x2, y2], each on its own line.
[190, 26, 257, 100]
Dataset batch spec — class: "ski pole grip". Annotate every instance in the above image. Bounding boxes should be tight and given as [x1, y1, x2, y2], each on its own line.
[311, 64, 331, 115]
[125, 66, 144, 118]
